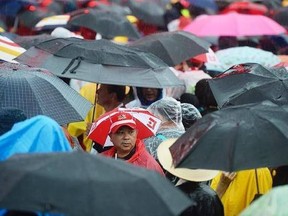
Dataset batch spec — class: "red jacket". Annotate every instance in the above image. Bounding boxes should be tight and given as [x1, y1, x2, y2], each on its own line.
[102, 139, 164, 176]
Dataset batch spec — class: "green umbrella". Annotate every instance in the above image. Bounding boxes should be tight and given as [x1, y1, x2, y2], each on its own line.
[240, 185, 288, 216]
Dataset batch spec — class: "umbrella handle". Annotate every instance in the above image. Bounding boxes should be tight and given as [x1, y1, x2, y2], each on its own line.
[62, 56, 84, 74]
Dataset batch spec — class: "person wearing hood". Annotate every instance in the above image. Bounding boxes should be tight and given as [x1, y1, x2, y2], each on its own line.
[125, 87, 164, 109]
[157, 138, 224, 216]
[144, 97, 185, 160]
[180, 103, 202, 130]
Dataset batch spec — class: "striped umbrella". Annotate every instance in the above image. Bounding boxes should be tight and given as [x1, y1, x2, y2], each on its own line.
[0, 35, 26, 63]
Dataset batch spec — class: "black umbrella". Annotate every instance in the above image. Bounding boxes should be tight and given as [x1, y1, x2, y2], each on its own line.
[273, 6, 288, 29]
[17, 7, 55, 28]
[13, 34, 56, 49]
[15, 37, 184, 88]
[68, 8, 141, 40]
[0, 62, 92, 126]
[207, 63, 288, 108]
[0, 151, 192, 216]
[16, 37, 166, 68]
[126, 0, 166, 27]
[91, 2, 132, 16]
[169, 101, 288, 172]
[128, 30, 211, 66]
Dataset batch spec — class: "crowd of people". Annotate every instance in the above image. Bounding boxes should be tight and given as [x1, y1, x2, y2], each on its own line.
[1, 0, 288, 215]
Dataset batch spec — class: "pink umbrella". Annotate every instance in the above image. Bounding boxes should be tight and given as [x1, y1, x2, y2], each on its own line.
[183, 12, 286, 37]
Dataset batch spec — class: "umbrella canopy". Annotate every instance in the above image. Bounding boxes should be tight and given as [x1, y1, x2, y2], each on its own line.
[240, 184, 288, 216]
[88, 107, 162, 145]
[15, 37, 184, 88]
[188, 0, 218, 11]
[220, 1, 268, 15]
[183, 12, 286, 37]
[0, 0, 38, 17]
[0, 62, 92, 125]
[0, 35, 26, 63]
[17, 6, 55, 28]
[205, 46, 281, 73]
[169, 101, 288, 172]
[68, 9, 141, 40]
[273, 6, 288, 29]
[89, 2, 131, 15]
[13, 34, 56, 49]
[15, 37, 167, 69]
[0, 151, 192, 216]
[128, 30, 211, 66]
[207, 63, 288, 108]
[34, 14, 71, 31]
[126, 0, 166, 27]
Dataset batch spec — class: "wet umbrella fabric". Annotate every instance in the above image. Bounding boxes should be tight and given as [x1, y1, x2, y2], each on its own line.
[68, 9, 141, 40]
[0, 62, 92, 126]
[207, 63, 288, 108]
[0, 151, 192, 216]
[0, 35, 26, 63]
[13, 34, 56, 49]
[126, 0, 166, 27]
[273, 6, 288, 29]
[15, 37, 168, 69]
[169, 101, 288, 172]
[17, 7, 55, 28]
[15, 38, 184, 88]
[128, 30, 211, 66]
[205, 46, 281, 73]
[183, 12, 286, 37]
[88, 107, 162, 145]
[240, 184, 288, 216]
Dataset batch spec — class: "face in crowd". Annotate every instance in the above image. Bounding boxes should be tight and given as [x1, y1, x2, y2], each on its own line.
[109, 126, 138, 157]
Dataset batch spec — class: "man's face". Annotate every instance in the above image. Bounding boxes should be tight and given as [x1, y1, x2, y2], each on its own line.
[142, 88, 159, 101]
[96, 84, 110, 106]
[109, 126, 137, 156]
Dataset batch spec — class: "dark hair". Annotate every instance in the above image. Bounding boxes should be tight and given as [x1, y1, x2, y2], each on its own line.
[136, 87, 163, 107]
[218, 36, 238, 50]
[107, 85, 126, 102]
[195, 79, 218, 115]
[180, 93, 200, 108]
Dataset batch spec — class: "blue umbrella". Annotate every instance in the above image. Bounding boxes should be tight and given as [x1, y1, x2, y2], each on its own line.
[188, 0, 218, 11]
[0, 115, 72, 161]
[0, 0, 38, 17]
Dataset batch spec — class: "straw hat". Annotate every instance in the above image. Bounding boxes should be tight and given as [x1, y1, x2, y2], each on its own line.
[157, 138, 219, 182]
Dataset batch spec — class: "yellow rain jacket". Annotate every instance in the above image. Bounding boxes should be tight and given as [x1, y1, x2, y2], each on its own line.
[68, 83, 105, 152]
[211, 168, 272, 216]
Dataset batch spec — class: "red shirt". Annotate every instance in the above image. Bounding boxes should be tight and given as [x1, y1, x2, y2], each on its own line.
[102, 139, 164, 176]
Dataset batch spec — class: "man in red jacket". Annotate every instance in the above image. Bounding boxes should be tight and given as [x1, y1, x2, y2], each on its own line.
[101, 112, 164, 176]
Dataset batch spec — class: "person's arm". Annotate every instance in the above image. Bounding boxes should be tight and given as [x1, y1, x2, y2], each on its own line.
[215, 172, 237, 198]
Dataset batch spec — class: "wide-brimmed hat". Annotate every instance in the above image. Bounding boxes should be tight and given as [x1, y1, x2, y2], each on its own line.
[157, 138, 219, 182]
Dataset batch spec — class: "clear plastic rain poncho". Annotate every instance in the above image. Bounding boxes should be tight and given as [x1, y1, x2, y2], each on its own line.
[144, 97, 185, 159]
[181, 103, 202, 130]
[147, 97, 184, 131]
